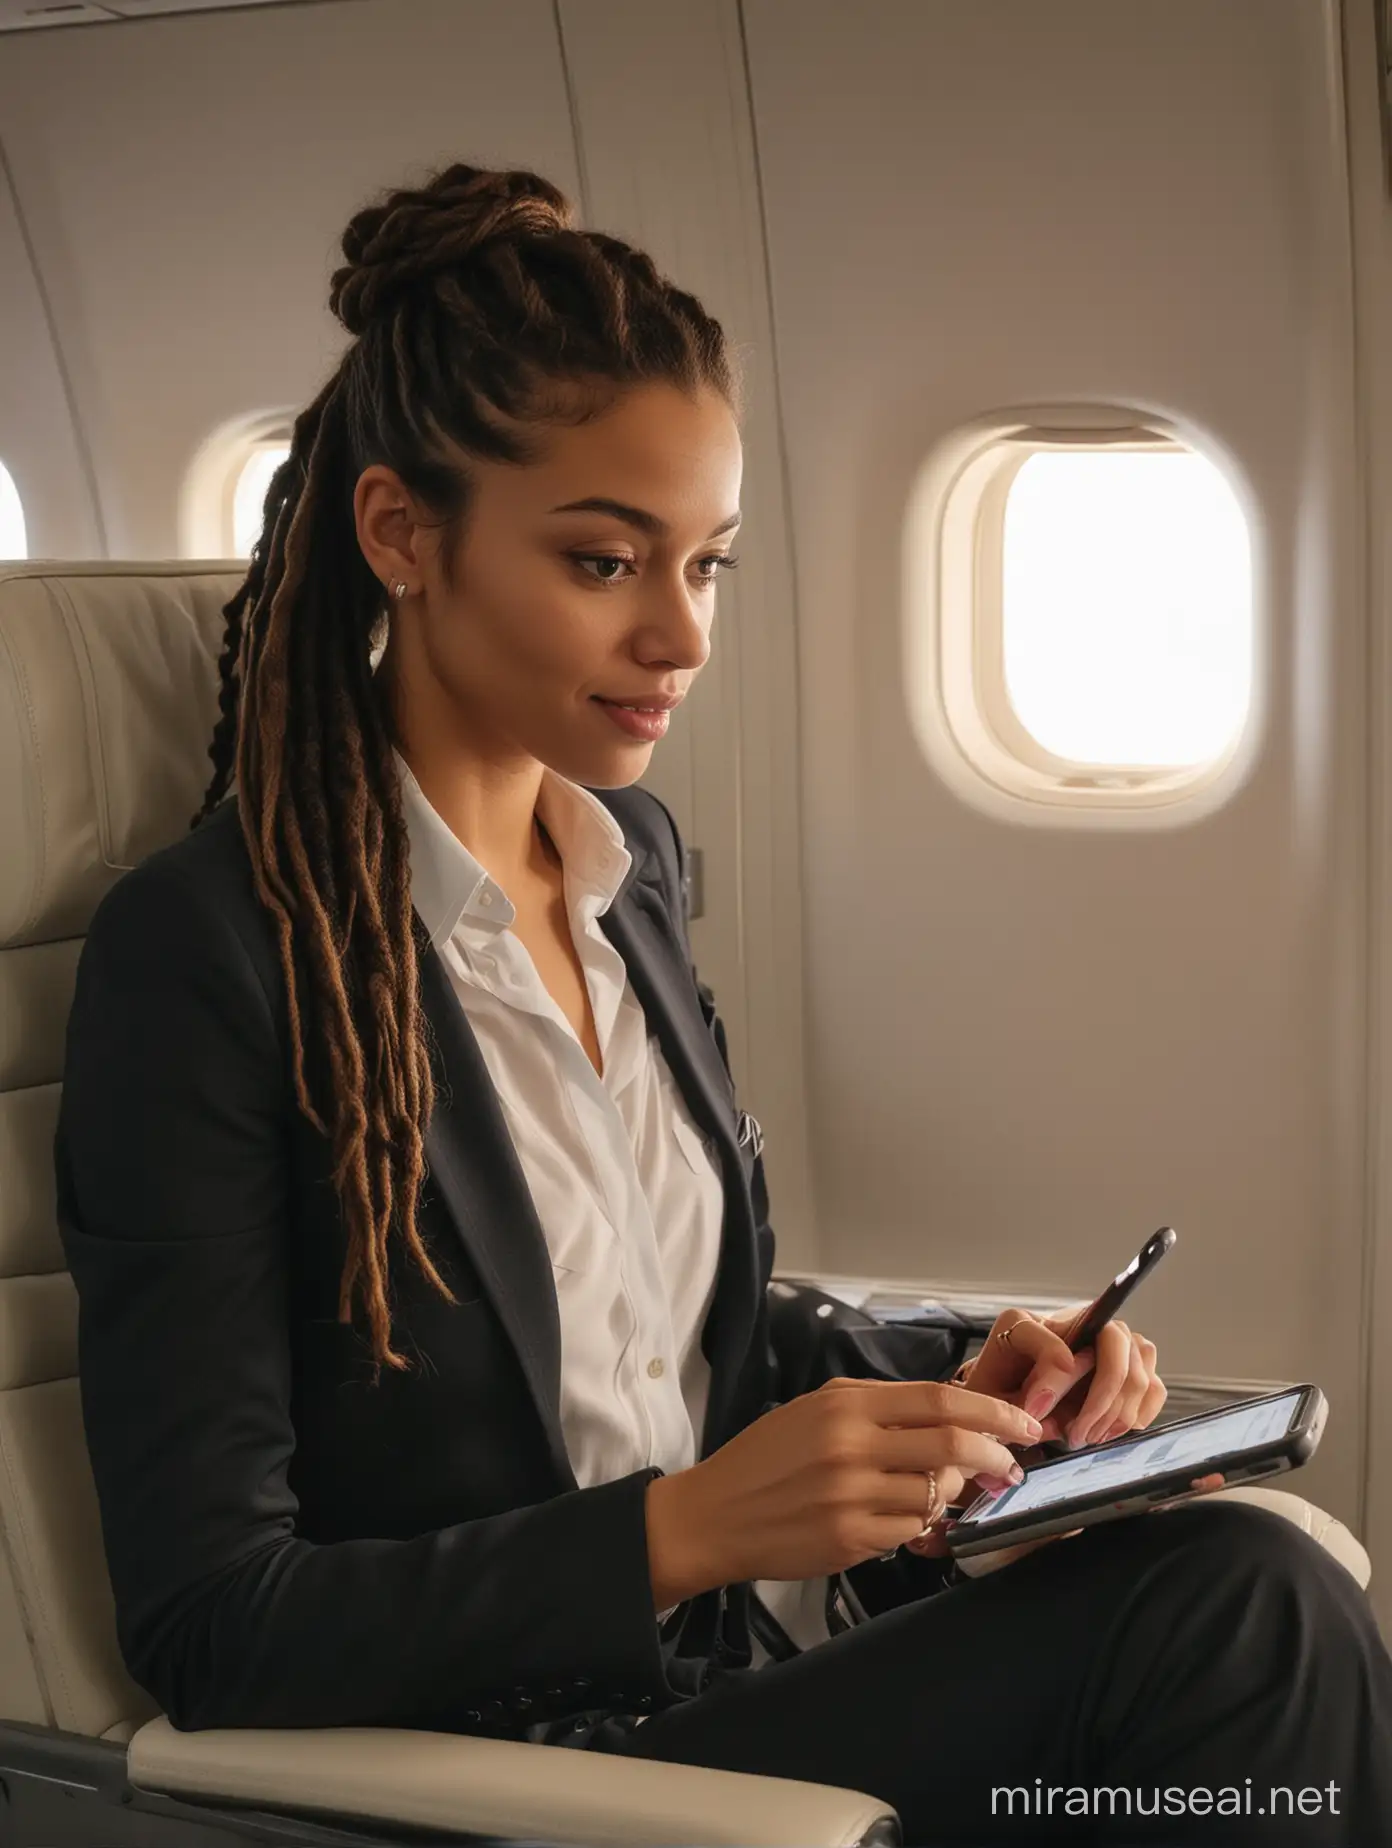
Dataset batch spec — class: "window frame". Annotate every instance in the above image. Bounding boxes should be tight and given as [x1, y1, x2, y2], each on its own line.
[0, 455, 29, 561]
[180, 410, 295, 560]
[905, 407, 1264, 829]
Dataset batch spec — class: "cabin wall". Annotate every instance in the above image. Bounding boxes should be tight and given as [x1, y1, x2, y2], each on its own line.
[0, 0, 1386, 1619]
[743, 0, 1381, 1589]
[1346, 0, 1392, 1635]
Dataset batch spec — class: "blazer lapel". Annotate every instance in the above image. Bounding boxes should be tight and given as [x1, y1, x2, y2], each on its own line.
[417, 944, 577, 1490]
[598, 858, 761, 1458]
[413, 839, 761, 1485]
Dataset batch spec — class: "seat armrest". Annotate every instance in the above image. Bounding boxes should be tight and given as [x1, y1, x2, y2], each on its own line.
[1210, 1487, 1371, 1589]
[127, 1716, 899, 1848]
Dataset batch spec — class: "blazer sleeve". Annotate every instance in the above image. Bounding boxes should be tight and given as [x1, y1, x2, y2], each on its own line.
[57, 853, 677, 1734]
[649, 796, 969, 1402]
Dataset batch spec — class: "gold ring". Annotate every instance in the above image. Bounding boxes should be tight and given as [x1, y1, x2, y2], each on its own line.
[914, 1469, 948, 1540]
[993, 1322, 1019, 1349]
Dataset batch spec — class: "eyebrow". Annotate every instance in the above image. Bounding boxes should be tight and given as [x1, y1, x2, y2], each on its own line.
[547, 496, 742, 541]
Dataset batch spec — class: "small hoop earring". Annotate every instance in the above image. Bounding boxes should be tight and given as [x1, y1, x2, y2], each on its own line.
[390, 579, 409, 601]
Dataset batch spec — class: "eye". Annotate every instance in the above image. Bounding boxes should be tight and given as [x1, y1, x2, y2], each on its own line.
[573, 553, 632, 584]
[699, 552, 740, 582]
[571, 552, 741, 587]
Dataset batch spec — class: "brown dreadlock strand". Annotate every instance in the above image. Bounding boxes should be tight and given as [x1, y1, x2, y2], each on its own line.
[192, 162, 741, 1379]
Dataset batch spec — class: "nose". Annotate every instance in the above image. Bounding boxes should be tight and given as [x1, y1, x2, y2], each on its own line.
[637, 582, 712, 672]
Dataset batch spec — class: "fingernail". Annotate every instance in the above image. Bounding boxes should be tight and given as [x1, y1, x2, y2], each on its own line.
[1021, 1414, 1044, 1440]
[1009, 1463, 1026, 1484]
[1069, 1426, 1090, 1450]
[1025, 1388, 1057, 1419]
[975, 1475, 1009, 1495]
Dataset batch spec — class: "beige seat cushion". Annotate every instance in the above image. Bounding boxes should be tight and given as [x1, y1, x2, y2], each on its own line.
[0, 562, 241, 1740]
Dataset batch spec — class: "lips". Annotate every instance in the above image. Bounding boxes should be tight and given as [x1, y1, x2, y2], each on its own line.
[591, 698, 673, 740]
[591, 694, 684, 711]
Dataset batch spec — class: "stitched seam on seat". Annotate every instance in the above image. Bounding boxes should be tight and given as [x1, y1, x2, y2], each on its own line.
[0, 616, 47, 946]
[52, 583, 120, 873]
[0, 1406, 58, 1728]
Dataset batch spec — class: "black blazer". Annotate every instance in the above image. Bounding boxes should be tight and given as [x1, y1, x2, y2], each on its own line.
[56, 786, 964, 1741]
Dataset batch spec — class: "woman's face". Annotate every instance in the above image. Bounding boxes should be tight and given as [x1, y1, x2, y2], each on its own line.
[365, 380, 743, 790]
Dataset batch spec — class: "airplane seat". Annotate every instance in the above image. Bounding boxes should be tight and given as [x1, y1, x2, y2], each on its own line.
[0, 561, 899, 1848]
[0, 560, 1370, 1844]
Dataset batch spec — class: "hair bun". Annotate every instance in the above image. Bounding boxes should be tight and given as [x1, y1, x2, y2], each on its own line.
[329, 164, 574, 336]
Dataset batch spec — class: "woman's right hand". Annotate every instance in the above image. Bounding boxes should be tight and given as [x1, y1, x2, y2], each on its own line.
[644, 1377, 1043, 1606]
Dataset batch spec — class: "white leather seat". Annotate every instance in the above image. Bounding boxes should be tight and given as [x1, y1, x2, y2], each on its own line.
[0, 560, 898, 1848]
[0, 560, 1370, 1846]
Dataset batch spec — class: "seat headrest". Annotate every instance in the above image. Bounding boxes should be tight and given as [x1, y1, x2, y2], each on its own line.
[0, 563, 245, 951]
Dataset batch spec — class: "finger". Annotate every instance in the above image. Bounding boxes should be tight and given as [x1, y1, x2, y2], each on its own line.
[1102, 1334, 1164, 1442]
[1153, 1472, 1226, 1511]
[991, 1317, 1079, 1421]
[877, 1459, 967, 1558]
[1096, 1332, 1154, 1443]
[971, 1473, 1017, 1496]
[877, 1425, 1027, 1485]
[902, 1461, 969, 1556]
[1067, 1320, 1133, 1447]
[868, 1381, 1045, 1447]
[957, 1309, 1041, 1401]
[1038, 1348, 1100, 1430]
[870, 1512, 947, 1555]
[1134, 1374, 1168, 1430]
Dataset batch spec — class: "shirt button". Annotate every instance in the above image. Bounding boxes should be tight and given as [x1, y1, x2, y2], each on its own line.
[479, 891, 492, 907]
[647, 1357, 665, 1379]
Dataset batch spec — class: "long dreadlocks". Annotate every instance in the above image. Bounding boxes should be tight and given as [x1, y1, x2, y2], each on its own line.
[192, 163, 739, 1377]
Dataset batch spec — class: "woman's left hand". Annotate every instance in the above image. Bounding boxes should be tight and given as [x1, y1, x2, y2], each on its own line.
[962, 1305, 1167, 1453]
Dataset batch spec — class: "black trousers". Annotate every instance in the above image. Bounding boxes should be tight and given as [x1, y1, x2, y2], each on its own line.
[595, 1501, 1392, 1844]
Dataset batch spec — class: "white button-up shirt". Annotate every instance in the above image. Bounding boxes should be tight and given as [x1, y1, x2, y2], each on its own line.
[396, 754, 830, 1659]
[397, 753, 726, 1492]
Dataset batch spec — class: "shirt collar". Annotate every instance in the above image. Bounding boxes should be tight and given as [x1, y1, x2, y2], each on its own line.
[394, 749, 632, 950]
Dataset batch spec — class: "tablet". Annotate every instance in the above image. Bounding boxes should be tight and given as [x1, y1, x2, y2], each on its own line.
[946, 1384, 1326, 1557]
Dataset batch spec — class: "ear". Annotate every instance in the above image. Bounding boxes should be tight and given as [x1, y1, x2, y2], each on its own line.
[353, 465, 427, 595]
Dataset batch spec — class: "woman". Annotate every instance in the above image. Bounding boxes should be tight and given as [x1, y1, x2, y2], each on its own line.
[57, 163, 1391, 1843]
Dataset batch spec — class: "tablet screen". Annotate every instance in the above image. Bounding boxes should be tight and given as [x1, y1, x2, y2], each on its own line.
[961, 1390, 1303, 1527]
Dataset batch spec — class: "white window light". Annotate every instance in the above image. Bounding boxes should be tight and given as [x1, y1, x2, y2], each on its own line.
[904, 411, 1259, 827]
[179, 411, 294, 559]
[0, 459, 28, 560]
[232, 444, 292, 559]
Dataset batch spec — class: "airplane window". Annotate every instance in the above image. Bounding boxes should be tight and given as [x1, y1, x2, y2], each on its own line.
[232, 444, 291, 558]
[0, 459, 28, 560]
[1001, 448, 1251, 767]
[908, 417, 1257, 823]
